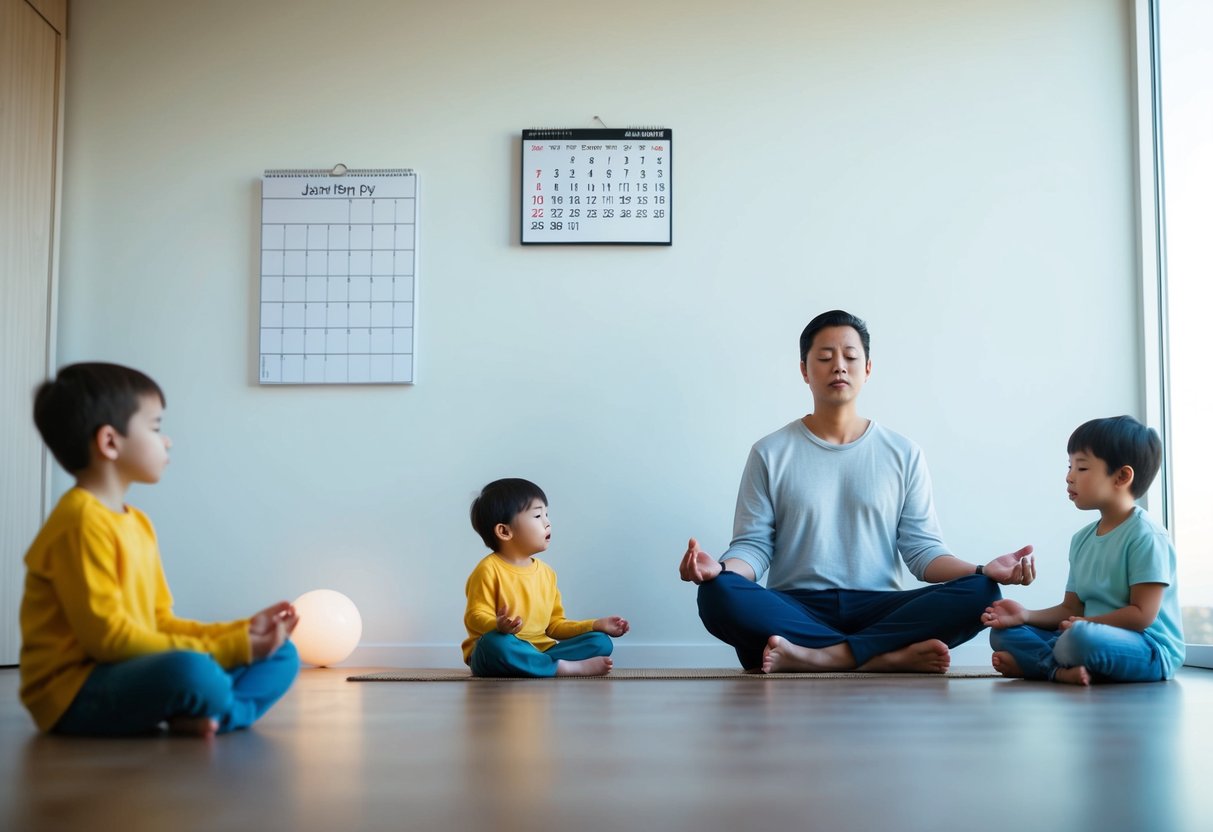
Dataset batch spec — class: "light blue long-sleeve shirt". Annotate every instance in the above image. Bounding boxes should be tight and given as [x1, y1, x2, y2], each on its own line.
[721, 419, 951, 591]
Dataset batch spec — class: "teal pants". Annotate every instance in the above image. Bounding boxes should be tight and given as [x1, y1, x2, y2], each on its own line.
[469, 631, 612, 677]
[53, 641, 299, 736]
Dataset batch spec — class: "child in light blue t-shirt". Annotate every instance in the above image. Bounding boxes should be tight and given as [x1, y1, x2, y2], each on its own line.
[982, 416, 1184, 685]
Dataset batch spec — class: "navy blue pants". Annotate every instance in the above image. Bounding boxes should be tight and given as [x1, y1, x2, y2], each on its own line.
[698, 572, 999, 669]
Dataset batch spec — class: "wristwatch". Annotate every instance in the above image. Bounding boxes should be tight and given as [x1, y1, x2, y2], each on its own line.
[975, 564, 984, 576]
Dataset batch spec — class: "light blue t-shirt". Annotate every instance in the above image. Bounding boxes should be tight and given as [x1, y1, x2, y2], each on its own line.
[721, 419, 951, 592]
[1065, 506, 1185, 675]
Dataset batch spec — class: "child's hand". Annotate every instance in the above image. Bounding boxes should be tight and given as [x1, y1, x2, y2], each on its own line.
[981, 599, 1027, 629]
[593, 616, 630, 637]
[248, 601, 298, 661]
[1058, 616, 1086, 631]
[496, 603, 523, 634]
[249, 601, 299, 637]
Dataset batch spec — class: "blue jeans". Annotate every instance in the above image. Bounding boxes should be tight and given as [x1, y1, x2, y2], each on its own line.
[54, 642, 300, 736]
[469, 631, 613, 677]
[989, 620, 1168, 682]
[698, 572, 1000, 669]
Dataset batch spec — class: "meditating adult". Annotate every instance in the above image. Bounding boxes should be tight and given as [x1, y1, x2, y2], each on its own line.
[678, 310, 1036, 673]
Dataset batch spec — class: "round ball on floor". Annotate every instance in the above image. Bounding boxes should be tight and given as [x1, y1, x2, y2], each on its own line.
[291, 589, 363, 667]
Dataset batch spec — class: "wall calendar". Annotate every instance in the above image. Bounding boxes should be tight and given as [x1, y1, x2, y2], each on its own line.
[521, 128, 671, 245]
[259, 168, 417, 385]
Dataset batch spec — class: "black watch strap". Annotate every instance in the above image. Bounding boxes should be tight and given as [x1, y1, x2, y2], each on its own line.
[975, 564, 984, 576]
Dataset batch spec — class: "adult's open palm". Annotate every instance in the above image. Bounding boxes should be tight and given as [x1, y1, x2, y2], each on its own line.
[983, 545, 1036, 585]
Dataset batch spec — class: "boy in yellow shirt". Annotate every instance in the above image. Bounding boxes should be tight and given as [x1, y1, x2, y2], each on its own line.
[19, 362, 300, 737]
[463, 478, 629, 676]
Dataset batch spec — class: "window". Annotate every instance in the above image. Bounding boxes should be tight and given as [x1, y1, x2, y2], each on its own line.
[1146, 0, 1213, 665]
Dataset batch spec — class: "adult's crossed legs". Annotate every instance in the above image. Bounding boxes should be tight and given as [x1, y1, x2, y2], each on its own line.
[698, 572, 999, 670]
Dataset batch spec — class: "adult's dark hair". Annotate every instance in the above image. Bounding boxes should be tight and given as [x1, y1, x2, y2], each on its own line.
[799, 310, 871, 363]
[32, 362, 165, 474]
[1067, 415, 1162, 499]
[470, 478, 549, 550]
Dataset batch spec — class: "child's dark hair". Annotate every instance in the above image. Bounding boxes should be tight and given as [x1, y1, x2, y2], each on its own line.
[1068, 415, 1162, 498]
[33, 362, 165, 474]
[799, 310, 871, 363]
[470, 478, 548, 550]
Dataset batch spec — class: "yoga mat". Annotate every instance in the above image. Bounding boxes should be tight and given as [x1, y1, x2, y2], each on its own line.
[347, 666, 1000, 682]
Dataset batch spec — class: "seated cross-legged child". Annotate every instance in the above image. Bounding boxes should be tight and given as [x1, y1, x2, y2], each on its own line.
[982, 416, 1185, 685]
[462, 478, 629, 677]
[19, 362, 301, 737]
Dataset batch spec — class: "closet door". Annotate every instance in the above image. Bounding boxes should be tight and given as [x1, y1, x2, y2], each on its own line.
[0, 0, 65, 665]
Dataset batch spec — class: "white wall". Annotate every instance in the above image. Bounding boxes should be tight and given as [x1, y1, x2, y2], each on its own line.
[56, 0, 1141, 666]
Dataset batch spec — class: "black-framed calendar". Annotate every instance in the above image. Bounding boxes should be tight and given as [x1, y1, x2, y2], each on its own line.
[521, 128, 672, 245]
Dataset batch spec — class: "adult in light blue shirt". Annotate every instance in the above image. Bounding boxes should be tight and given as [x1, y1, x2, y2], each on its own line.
[679, 310, 1036, 673]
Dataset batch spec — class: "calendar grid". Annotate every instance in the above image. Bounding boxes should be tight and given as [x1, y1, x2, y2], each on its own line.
[259, 170, 417, 385]
[521, 128, 671, 245]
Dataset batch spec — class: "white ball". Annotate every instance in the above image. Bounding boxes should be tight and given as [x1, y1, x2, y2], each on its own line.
[291, 589, 362, 667]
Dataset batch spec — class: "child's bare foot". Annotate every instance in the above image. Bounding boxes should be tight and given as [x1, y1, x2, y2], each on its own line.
[555, 657, 613, 676]
[761, 636, 849, 673]
[991, 651, 1023, 678]
[858, 639, 951, 673]
[167, 716, 218, 738]
[1053, 666, 1092, 686]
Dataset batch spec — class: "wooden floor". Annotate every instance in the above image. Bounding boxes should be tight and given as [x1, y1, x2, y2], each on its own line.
[2, 665, 1212, 832]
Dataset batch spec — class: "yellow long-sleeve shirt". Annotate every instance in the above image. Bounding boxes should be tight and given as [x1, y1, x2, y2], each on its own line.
[462, 553, 594, 664]
[19, 487, 250, 731]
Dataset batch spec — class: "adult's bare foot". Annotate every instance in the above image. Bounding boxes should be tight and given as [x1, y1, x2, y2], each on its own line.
[991, 651, 1023, 678]
[762, 636, 810, 673]
[1053, 665, 1091, 687]
[760, 635, 849, 673]
[167, 716, 218, 738]
[858, 639, 950, 673]
[555, 656, 613, 676]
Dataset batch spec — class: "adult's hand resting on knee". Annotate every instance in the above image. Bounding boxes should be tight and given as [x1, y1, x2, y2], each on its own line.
[983, 546, 1037, 585]
[679, 539, 756, 583]
[679, 537, 723, 583]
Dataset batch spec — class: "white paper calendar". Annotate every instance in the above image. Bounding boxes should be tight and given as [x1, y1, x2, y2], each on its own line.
[259, 168, 417, 385]
[521, 129, 671, 245]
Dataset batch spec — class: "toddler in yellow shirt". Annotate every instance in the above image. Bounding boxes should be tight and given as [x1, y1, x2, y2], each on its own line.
[19, 362, 299, 737]
[463, 478, 629, 676]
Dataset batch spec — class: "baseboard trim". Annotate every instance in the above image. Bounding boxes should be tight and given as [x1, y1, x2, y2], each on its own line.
[1186, 644, 1213, 669]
